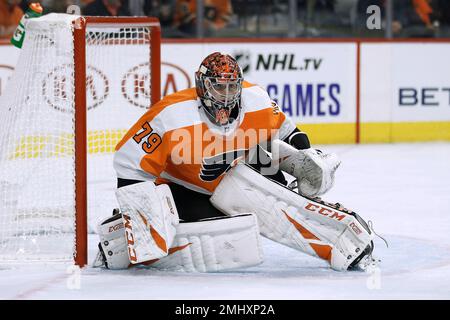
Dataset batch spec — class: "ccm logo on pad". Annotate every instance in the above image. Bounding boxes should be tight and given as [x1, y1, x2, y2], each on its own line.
[123, 214, 138, 262]
[304, 202, 346, 221]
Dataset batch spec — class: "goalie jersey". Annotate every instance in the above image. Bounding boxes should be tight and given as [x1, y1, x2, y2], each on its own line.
[114, 81, 296, 194]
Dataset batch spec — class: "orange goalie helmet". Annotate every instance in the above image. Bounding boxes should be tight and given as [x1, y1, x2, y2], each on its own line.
[195, 52, 244, 126]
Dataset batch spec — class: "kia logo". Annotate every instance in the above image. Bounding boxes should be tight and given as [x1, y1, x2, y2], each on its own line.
[161, 62, 191, 97]
[42, 64, 109, 112]
[122, 62, 151, 109]
[122, 62, 192, 108]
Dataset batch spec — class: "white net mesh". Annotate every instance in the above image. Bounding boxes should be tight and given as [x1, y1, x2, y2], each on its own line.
[0, 14, 154, 262]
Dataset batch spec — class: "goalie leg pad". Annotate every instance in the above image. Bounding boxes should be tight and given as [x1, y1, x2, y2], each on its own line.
[115, 181, 179, 264]
[137, 214, 263, 272]
[210, 163, 373, 271]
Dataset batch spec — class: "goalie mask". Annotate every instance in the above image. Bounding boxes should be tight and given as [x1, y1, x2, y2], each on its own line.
[195, 52, 243, 126]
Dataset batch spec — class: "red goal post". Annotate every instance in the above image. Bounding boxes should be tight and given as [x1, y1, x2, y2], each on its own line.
[73, 16, 161, 267]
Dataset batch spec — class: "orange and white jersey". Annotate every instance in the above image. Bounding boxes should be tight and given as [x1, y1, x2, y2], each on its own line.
[114, 81, 296, 194]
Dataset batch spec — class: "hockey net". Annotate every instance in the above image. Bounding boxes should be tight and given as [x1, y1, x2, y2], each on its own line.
[0, 14, 161, 265]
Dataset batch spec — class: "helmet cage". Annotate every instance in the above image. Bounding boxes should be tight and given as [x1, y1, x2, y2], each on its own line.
[204, 76, 242, 104]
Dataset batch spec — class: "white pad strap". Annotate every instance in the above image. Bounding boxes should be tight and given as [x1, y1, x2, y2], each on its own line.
[115, 181, 179, 264]
[137, 214, 263, 272]
[210, 163, 373, 271]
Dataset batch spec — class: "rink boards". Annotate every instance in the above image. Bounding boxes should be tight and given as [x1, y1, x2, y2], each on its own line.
[1, 39, 450, 144]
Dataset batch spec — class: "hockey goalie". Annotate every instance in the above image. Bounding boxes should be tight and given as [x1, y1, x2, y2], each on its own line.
[93, 52, 377, 272]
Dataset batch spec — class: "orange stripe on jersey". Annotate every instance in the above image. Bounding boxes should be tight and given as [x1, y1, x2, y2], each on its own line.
[115, 88, 198, 151]
[242, 81, 256, 89]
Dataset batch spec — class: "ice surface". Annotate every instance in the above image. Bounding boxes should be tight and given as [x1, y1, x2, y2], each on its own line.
[0, 142, 449, 299]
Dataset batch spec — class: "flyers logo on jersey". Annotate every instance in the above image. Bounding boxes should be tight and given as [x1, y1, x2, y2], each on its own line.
[199, 149, 247, 182]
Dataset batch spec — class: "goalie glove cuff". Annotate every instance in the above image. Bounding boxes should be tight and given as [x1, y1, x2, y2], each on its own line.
[298, 148, 341, 197]
[272, 139, 341, 197]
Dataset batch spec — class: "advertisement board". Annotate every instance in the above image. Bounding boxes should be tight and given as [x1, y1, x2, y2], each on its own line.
[1, 39, 449, 144]
[162, 42, 357, 143]
[361, 42, 450, 142]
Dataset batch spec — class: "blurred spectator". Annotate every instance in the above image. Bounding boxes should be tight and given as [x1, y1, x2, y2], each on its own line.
[83, 0, 130, 16]
[298, 0, 335, 12]
[304, 0, 336, 34]
[127, 0, 176, 28]
[393, 0, 437, 35]
[0, 0, 23, 39]
[45, 0, 80, 13]
[356, 0, 438, 37]
[299, 0, 336, 22]
[203, 0, 233, 31]
[172, 0, 195, 34]
[128, 0, 146, 15]
[434, 0, 450, 26]
[173, 0, 233, 36]
[155, 1, 177, 28]
[413, 0, 433, 27]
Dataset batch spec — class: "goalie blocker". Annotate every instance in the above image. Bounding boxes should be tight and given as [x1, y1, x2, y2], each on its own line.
[210, 162, 375, 271]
